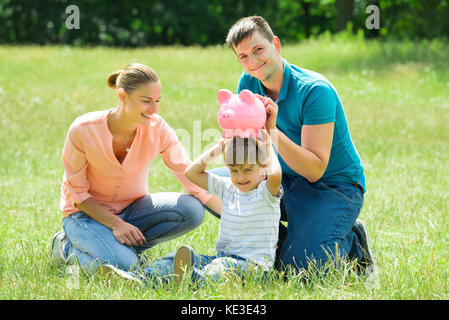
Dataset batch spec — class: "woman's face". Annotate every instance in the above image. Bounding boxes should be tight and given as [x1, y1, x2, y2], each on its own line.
[120, 81, 162, 126]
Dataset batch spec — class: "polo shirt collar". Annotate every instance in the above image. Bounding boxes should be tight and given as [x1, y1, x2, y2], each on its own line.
[256, 58, 291, 103]
[278, 59, 291, 102]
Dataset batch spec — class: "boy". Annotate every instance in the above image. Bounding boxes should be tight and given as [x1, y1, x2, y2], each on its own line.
[175, 131, 282, 284]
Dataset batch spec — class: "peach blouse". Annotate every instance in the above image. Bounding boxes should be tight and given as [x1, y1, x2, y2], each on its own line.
[60, 108, 211, 217]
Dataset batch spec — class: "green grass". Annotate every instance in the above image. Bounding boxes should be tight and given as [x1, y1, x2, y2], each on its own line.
[0, 35, 448, 299]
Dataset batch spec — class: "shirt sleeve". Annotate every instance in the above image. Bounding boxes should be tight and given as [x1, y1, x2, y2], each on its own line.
[207, 173, 233, 200]
[237, 72, 248, 93]
[61, 123, 92, 206]
[302, 81, 337, 125]
[159, 120, 213, 205]
[260, 180, 284, 204]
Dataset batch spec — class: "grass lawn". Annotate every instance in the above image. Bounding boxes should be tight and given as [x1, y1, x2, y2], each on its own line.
[0, 35, 448, 299]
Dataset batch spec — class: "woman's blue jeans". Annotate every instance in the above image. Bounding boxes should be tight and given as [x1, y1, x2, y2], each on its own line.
[206, 167, 365, 273]
[62, 193, 205, 274]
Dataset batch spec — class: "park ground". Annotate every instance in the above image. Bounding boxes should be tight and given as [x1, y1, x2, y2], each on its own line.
[0, 34, 448, 299]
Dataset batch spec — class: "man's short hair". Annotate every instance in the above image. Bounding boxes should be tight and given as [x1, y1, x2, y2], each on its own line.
[226, 16, 274, 49]
[224, 136, 267, 167]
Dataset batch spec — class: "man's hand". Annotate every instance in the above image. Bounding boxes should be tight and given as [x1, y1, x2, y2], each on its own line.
[255, 94, 278, 132]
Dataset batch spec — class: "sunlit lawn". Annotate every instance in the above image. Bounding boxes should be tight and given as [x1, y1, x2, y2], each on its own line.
[0, 34, 448, 299]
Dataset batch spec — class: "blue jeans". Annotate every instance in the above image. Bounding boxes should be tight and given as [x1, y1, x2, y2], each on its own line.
[142, 250, 261, 286]
[62, 193, 205, 274]
[205, 167, 365, 272]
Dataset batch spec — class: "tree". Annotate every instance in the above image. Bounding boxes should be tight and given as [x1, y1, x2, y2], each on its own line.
[336, 0, 354, 31]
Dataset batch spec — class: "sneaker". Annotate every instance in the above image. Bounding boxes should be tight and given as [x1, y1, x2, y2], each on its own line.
[173, 245, 195, 283]
[352, 220, 375, 273]
[50, 231, 68, 267]
[99, 264, 143, 284]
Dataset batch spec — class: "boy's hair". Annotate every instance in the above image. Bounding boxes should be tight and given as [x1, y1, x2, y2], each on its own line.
[224, 136, 267, 167]
[226, 16, 274, 49]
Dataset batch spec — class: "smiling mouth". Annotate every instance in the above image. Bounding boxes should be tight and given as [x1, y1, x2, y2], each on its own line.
[238, 182, 250, 185]
[251, 62, 266, 71]
[141, 113, 153, 119]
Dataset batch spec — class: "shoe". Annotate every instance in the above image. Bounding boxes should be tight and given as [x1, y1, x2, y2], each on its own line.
[173, 245, 195, 283]
[352, 220, 375, 273]
[99, 264, 143, 284]
[50, 231, 68, 267]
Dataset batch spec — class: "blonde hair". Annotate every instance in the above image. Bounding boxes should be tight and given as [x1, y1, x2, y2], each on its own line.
[106, 63, 159, 92]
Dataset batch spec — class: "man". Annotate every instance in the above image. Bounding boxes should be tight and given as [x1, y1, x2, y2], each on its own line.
[209, 16, 374, 275]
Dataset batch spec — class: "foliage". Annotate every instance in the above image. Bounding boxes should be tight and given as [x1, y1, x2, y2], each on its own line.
[0, 0, 447, 46]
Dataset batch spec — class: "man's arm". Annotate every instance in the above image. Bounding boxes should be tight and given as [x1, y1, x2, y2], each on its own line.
[259, 92, 334, 183]
[270, 123, 333, 182]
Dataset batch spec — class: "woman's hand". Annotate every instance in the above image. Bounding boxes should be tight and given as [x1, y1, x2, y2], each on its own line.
[112, 220, 146, 247]
[255, 94, 278, 132]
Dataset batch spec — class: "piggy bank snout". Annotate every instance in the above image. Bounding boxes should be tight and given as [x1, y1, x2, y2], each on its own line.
[221, 109, 234, 118]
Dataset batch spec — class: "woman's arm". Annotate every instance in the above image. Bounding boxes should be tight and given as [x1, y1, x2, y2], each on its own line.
[159, 120, 214, 204]
[203, 195, 222, 217]
[76, 198, 146, 247]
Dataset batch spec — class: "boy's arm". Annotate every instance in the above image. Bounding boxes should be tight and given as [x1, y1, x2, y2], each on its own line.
[264, 131, 283, 197]
[185, 140, 226, 191]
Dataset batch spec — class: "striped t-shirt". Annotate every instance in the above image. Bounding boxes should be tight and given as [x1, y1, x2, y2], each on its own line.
[207, 173, 282, 270]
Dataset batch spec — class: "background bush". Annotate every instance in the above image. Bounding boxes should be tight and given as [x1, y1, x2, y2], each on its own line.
[1, 0, 448, 47]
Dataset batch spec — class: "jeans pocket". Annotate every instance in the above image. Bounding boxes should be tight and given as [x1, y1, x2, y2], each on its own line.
[316, 182, 355, 203]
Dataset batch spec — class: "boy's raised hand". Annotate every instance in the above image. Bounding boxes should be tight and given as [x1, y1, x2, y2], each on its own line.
[219, 137, 232, 153]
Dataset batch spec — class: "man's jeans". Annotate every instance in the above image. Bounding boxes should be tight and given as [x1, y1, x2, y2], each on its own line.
[62, 193, 205, 274]
[205, 167, 365, 272]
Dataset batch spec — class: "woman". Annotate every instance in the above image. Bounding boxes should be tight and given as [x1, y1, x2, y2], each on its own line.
[50, 63, 218, 274]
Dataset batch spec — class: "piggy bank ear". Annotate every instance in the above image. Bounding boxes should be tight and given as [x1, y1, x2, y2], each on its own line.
[217, 89, 233, 104]
[239, 89, 255, 104]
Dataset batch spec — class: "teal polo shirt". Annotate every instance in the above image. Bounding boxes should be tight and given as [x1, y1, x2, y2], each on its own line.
[237, 59, 366, 192]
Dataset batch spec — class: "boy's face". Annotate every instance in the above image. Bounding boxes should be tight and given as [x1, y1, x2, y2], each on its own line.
[227, 163, 265, 192]
[233, 30, 282, 83]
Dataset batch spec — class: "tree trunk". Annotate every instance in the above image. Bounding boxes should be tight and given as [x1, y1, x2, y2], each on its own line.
[336, 0, 354, 32]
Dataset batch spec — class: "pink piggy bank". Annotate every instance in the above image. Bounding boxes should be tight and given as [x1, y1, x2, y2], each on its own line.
[217, 89, 266, 138]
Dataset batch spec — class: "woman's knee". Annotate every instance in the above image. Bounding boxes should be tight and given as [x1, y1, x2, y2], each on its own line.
[178, 194, 205, 229]
[63, 213, 139, 272]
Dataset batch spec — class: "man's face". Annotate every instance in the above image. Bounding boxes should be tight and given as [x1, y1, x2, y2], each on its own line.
[233, 31, 282, 82]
